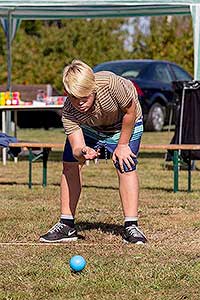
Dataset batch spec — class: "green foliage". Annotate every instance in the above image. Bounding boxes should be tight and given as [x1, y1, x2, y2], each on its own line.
[0, 26, 5, 54]
[130, 16, 194, 76]
[0, 25, 6, 81]
[0, 16, 195, 91]
[0, 19, 129, 92]
[20, 20, 43, 37]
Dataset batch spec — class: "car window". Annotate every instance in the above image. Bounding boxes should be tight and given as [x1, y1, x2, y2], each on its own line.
[121, 70, 140, 78]
[154, 64, 171, 82]
[93, 62, 148, 78]
[142, 63, 172, 83]
[94, 65, 122, 75]
[171, 65, 192, 80]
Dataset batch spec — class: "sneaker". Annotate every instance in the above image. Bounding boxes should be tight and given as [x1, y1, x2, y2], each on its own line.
[40, 222, 78, 243]
[123, 225, 147, 244]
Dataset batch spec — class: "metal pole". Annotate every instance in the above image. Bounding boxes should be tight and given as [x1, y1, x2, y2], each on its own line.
[7, 12, 12, 92]
[178, 85, 186, 145]
[42, 148, 49, 187]
[173, 150, 179, 193]
[2, 111, 7, 165]
[28, 148, 33, 189]
[6, 12, 12, 135]
[176, 84, 186, 174]
[188, 150, 192, 192]
[2, 12, 12, 164]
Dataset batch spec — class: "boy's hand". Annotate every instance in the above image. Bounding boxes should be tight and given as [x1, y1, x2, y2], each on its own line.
[112, 144, 136, 173]
[81, 146, 100, 160]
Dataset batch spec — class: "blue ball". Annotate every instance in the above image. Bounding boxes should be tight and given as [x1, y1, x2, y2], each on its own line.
[69, 255, 86, 272]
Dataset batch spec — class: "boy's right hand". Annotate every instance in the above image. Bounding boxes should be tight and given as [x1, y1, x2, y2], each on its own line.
[81, 146, 100, 160]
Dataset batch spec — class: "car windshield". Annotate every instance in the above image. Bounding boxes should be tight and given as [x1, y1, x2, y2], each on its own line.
[93, 61, 150, 79]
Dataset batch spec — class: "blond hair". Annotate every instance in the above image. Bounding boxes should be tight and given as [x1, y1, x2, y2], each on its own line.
[63, 59, 96, 98]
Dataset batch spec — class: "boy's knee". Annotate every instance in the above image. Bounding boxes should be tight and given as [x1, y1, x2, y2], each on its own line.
[114, 158, 138, 173]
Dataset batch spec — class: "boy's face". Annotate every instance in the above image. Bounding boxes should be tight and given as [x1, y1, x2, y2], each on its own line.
[69, 93, 95, 113]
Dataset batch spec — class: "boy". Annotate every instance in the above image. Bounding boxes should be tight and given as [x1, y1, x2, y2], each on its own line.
[40, 59, 147, 244]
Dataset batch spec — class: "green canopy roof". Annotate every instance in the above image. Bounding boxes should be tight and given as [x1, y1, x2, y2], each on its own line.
[0, 1, 193, 19]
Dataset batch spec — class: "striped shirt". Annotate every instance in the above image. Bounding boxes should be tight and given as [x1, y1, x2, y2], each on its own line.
[62, 71, 142, 135]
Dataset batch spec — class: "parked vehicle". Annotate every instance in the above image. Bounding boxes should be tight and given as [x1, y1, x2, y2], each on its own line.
[93, 59, 193, 131]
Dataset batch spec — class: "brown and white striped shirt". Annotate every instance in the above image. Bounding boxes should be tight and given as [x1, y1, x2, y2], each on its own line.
[62, 71, 142, 135]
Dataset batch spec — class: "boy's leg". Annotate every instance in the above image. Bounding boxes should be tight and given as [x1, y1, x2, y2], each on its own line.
[107, 118, 147, 244]
[61, 161, 83, 216]
[40, 131, 98, 243]
[116, 169, 139, 218]
[116, 169, 147, 244]
[40, 141, 83, 243]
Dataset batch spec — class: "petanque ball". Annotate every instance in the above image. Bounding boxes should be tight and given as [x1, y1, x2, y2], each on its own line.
[69, 255, 86, 272]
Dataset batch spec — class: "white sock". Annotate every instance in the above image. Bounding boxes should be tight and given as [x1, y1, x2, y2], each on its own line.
[124, 216, 138, 222]
[60, 214, 74, 220]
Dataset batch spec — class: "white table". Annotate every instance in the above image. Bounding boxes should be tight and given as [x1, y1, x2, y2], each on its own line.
[0, 104, 63, 164]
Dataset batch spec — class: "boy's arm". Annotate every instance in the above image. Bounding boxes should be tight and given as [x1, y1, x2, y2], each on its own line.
[68, 129, 99, 162]
[118, 100, 136, 145]
[112, 100, 137, 172]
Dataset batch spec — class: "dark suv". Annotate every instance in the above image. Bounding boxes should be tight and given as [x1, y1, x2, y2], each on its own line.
[93, 59, 192, 131]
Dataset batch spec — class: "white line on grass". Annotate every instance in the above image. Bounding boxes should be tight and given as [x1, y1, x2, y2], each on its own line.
[0, 242, 117, 246]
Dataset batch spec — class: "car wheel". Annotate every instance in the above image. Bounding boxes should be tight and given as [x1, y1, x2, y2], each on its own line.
[145, 103, 165, 131]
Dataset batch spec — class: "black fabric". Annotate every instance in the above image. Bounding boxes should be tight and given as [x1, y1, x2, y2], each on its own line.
[124, 220, 138, 228]
[0, 133, 21, 157]
[169, 81, 200, 161]
[60, 218, 75, 228]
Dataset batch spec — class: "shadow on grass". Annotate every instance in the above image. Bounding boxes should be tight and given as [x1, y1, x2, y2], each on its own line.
[143, 186, 196, 192]
[1, 181, 197, 193]
[0, 181, 19, 185]
[143, 186, 174, 192]
[0, 181, 59, 185]
[0, 182, 118, 191]
[83, 184, 118, 190]
[0, 180, 176, 192]
[76, 221, 124, 237]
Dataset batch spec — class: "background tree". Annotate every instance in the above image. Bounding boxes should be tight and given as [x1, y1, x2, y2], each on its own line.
[0, 16, 195, 93]
[130, 16, 194, 76]
[0, 18, 130, 92]
[0, 28, 6, 80]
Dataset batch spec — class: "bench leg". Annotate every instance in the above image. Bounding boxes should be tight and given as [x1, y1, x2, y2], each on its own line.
[188, 150, 192, 192]
[173, 150, 179, 193]
[42, 148, 50, 187]
[28, 148, 33, 189]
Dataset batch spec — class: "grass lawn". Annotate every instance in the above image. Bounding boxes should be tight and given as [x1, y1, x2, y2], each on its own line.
[0, 128, 200, 300]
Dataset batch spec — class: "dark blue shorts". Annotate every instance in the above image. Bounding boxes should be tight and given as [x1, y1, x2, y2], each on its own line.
[63, 118, 143, 172]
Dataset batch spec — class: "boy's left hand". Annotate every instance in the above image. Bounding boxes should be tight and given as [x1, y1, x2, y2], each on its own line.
[112, 144, 136, 172]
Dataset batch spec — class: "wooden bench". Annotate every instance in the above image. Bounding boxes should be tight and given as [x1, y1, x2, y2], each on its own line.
[8, 142, 200, 192]
[9, 142, 64, 189]
[140, 144, 200, 192]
